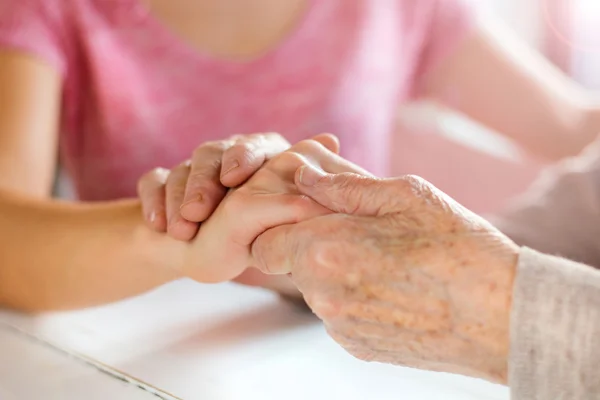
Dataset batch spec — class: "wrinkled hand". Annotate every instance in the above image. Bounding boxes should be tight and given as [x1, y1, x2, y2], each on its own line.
[252, 166, 518, 383]
[137, 133, 291, 241]
[136, 133, 343, 297]
[182, 138, 371, 289]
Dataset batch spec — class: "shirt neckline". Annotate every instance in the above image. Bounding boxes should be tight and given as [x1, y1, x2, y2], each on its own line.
[130, 0, 321, 69]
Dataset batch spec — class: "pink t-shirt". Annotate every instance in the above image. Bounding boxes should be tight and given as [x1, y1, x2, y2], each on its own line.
[0, 0, 472, 201]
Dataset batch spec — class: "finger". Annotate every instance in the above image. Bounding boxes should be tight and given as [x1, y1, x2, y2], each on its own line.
[311, 133, 340, 154]
[166, 161, 199, 240]
[291, 139, 372, 176]
[232, 192, 330, 247]
[295, 165, 407, 216]
[137, 167, 170, 232]
[220, 133, 290, 187]
[180, 141, 232, 222]
[189, 192, 328, 283]
[251, 223, 303, 275]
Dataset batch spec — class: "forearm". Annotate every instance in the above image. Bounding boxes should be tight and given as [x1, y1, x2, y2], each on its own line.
[510, 248, 600, 399]
[424, 24, 600, 161]
[456, 58, 600, 161]
[506, 98, 600, 162]
[506, 96, 600, 162]
[0, 192, 188, 312]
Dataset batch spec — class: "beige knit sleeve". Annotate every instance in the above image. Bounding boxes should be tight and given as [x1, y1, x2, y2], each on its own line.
[510, 247, 600, 399]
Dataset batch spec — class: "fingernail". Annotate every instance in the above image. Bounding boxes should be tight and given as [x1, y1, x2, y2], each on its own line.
[180, 193, 203, 210]
[221, 160, 240, 178]
[149, 211, 157, 223]
[298, 165, 326, 186]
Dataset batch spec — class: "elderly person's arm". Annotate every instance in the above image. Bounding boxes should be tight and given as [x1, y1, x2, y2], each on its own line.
[492, 142, 600, 397]
[511, 248, 600, 398]
[251, 167, 600, 399]
[493, 140, 600, 267]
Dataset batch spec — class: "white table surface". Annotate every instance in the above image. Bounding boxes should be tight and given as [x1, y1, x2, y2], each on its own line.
[0, 280, 510, 400]
[0, 325, 163, 399]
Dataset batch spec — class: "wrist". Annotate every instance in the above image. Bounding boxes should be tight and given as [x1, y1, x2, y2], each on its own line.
[123, 201, 188, 281]
[137, 225, 187, 279]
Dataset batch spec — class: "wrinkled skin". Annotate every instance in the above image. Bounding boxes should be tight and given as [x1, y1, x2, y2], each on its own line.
[181, 138, 371, 286]
[252, 167, 519, 383]
[137, 133, 353, 297]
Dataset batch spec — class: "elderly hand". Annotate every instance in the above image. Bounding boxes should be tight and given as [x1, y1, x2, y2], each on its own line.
[137, 133, 347, 297]
[252, 167, 518, 383]
[181, 137, 371, 293]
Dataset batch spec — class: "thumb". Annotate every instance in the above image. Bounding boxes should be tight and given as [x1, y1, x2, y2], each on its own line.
[251, 223, 301, 275]
[295, 164, 407, 216]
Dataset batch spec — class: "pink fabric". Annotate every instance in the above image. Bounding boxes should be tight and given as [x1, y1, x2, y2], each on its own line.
[0, 0, 472, 201]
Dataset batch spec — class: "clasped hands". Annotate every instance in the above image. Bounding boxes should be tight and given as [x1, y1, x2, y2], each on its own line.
[138, 133, 366, 294]
[137, 133, 519, 384]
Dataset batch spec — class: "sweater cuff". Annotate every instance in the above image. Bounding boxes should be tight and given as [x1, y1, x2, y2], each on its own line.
[509, 247, 600, 399]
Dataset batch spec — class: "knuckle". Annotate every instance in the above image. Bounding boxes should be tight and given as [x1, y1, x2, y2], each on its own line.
[137, 167, 169, 193]
[303, 239, 351, 286]
[168, 163, 189, 179]
[228, 141, 256, 163]
[306, 240, 339, 270]
[322, 175, 367, 214]
[193, 140, 231, 157]
[397, 174, 426, 195]
[165, 171, 187, 190]
[193, 157, 223, 176]
[179, 159, 192, 169]
[334, 174, 362, 193]
[149, 167, 170, 181]
[185, 176, 218, 197]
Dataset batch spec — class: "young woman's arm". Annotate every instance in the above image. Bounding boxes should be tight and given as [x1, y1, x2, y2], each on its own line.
[0, 51, 311, 311]
[0, 52, 194, 312]
[0, 51, 176, 311]
[0, 194, 187, 312]
[0, 51, 61, 196]
[422, 22, 600, 161]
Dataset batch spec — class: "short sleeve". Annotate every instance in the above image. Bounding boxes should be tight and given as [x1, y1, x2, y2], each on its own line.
[0, 0, 69, 76]
[403, 0, 476, 97]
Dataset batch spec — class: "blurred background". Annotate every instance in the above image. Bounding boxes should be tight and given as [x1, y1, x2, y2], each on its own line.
[390, 0, 600, 214]
[52, 0, 600, 215]
[473, 0, 600, 83]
